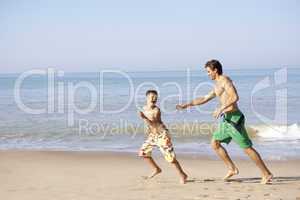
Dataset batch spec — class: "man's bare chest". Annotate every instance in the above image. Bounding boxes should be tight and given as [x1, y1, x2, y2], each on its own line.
[214, 85, 225, 97]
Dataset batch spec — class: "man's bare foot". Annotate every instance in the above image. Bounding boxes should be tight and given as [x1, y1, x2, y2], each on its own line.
[261, 173, 273, 184]
[144, 168, 162, 179]
[180, 173, 188, 184]
[223, 168, 239, 180]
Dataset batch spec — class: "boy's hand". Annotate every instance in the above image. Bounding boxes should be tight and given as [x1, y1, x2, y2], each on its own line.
[176, 104, 189, 110]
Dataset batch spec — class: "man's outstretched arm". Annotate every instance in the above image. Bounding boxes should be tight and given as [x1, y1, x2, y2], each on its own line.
[176, 90, 216, 110]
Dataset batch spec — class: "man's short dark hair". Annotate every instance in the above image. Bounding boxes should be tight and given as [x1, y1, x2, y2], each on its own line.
[205, 59, 223, 75]
[146, 90, 158, 96]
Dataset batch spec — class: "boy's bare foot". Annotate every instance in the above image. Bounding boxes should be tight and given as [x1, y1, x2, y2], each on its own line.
[146, 168, 162, 179]
[180, 173, 188, 184]
[223, 168, 239, 180]
[261, 173, 273, 184]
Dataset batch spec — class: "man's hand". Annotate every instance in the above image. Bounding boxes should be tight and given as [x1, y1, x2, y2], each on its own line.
[176, 104, 190, 110]
[212, 107, 222, 119]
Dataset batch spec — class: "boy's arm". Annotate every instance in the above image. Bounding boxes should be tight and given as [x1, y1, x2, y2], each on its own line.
[176, 90, 216, 110]
[139, 111, 153, 125]
[154, 107, 162, 123]
[138, 107, 162, 125]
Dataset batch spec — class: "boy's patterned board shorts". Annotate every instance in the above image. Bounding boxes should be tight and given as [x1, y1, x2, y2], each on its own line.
[138, 129, 176, 163]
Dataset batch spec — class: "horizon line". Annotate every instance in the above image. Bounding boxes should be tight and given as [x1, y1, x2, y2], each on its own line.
[0, 66, 299, 75]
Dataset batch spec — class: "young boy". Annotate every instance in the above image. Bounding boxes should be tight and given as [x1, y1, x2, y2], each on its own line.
[138, 90, 188, 184]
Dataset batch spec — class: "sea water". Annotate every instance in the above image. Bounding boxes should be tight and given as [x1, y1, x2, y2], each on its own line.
[0, 67, 299, 160]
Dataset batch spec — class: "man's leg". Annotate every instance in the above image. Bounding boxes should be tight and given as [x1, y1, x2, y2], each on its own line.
[211, 139, 239, 180]
[244, 147, 273, 184]
[143, 157, 162, 179]
[171, 159, 188, 184]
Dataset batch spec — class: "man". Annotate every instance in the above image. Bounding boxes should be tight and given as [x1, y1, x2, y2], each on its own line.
[176, 59, 273, 184]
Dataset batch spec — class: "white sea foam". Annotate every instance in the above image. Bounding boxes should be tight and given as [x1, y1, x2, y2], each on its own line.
[251, 123, 300, 140]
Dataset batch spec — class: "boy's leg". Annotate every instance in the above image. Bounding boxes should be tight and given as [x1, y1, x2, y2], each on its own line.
[139, 138, 162, 179]
[171, 159, 188, 184]
[211, 139, 239, 180]
[143, 157, 162, 179]
[244, 147, 273, 184]
[157, 133, 188, 184]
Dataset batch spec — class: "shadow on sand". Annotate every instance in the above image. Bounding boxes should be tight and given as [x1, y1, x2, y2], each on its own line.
[225, 176, 300, 184]
[184, 176, 300, 185]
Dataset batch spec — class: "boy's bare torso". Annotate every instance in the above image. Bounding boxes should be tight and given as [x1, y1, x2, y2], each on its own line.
[143, 105, 167, 135]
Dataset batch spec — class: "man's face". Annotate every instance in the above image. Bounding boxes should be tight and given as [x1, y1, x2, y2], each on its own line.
[206, 67, 218, 80]
[146, 93, 157, 106]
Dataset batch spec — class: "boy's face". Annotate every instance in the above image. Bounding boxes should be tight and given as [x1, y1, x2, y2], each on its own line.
[146, 93, 158, 107]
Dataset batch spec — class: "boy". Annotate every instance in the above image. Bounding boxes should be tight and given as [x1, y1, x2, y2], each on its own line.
[138, 90, 188, 184]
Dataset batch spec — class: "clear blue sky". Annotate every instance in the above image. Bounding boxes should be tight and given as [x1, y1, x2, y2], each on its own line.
[0, 0, 299, 72]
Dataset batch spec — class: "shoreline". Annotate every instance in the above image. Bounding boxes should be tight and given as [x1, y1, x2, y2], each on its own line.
[1, 149, 299, 161]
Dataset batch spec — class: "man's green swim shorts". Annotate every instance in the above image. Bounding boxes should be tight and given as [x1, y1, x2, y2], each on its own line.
[213, 110, 252, 149]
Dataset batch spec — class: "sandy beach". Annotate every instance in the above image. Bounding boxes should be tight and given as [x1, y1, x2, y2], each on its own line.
[1, 151, 300, 200]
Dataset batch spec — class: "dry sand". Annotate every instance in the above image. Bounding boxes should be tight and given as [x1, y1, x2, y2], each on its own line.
[1, 151, 300, 200]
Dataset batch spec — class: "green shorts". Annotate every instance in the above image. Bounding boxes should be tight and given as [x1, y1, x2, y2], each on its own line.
[213, 110, 252, 149]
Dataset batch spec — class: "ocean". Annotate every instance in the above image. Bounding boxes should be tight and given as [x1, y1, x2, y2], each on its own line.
[0, 67, 299, 160]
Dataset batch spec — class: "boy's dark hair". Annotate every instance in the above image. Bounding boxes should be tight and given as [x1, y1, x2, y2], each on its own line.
[146, 90, 158, 96]
[205, 59, 223, 75]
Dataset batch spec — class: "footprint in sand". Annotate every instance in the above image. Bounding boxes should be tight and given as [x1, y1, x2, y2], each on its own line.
[226, 179, 242, 183]
[198, 194, 209, 198]
[25, 187, 36, 191]
[203, 178, 216, 182]
[213, 194, 228, 199]
[129, 187, 144, 191]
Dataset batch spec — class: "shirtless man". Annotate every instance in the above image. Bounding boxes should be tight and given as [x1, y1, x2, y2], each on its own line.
[176, 59, 273, 184]
[138, 90, 188, 184]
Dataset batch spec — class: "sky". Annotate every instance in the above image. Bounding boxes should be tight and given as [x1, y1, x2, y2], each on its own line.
[0, 0, 299, 72]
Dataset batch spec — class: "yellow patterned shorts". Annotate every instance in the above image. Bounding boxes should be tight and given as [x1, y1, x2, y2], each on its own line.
[138, 130, 176, 163]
